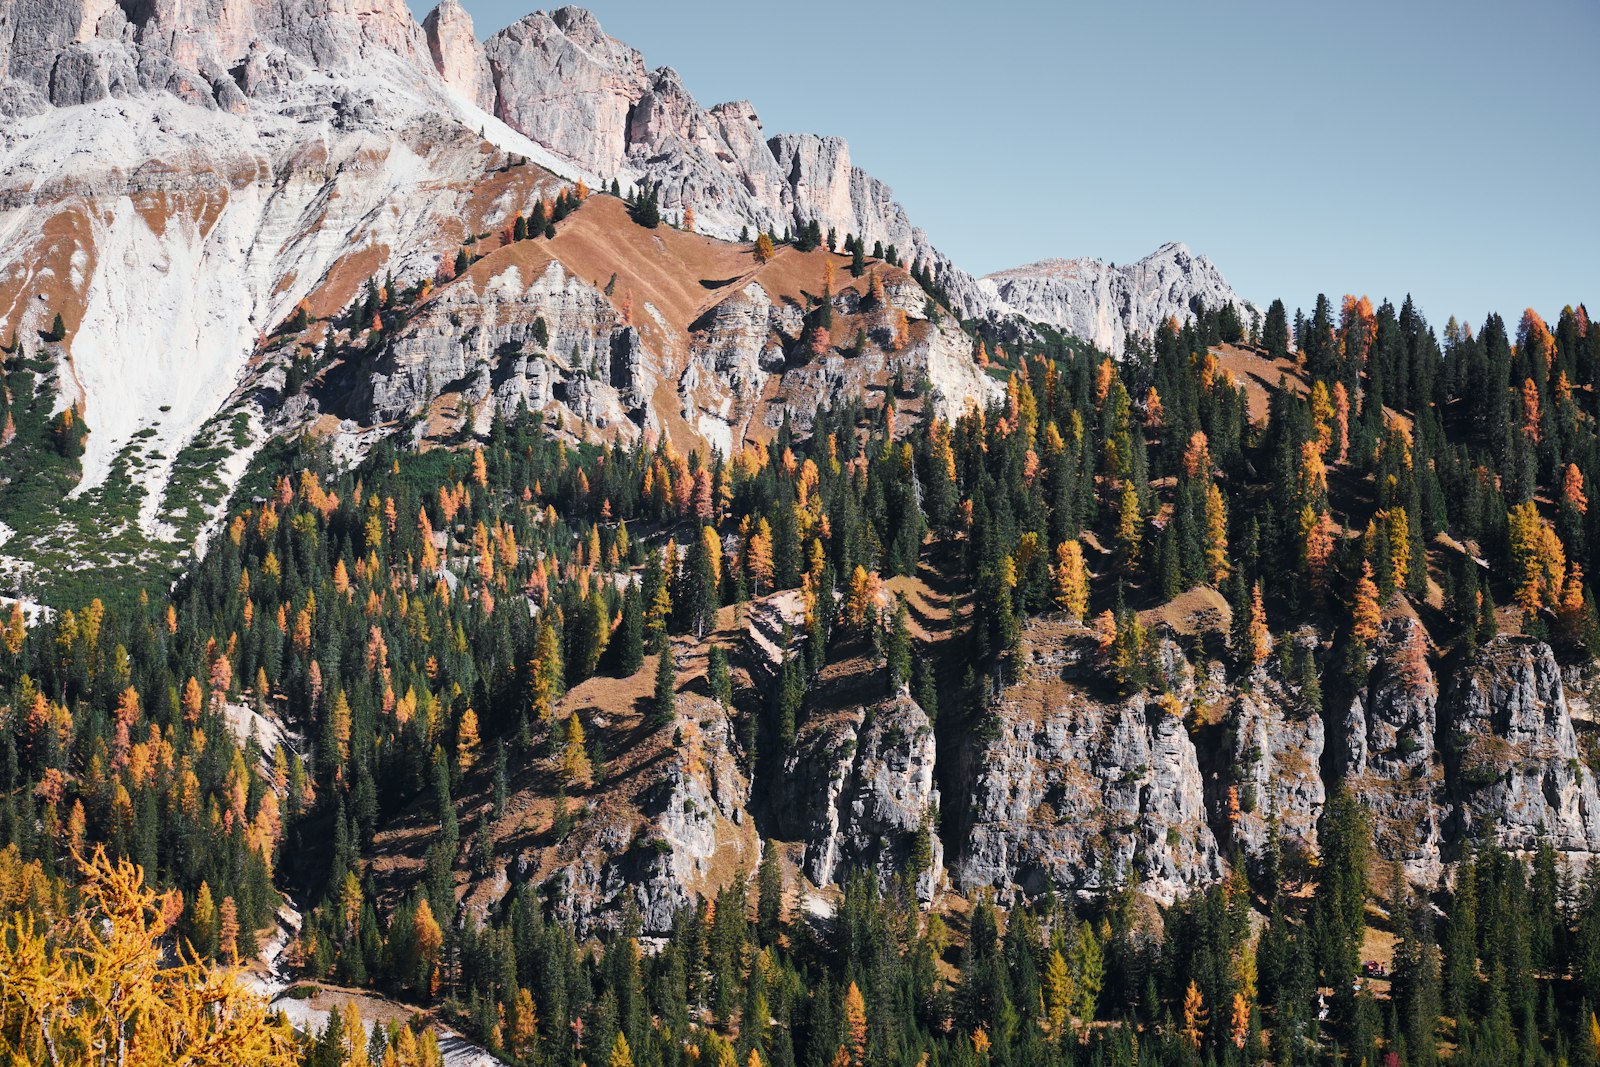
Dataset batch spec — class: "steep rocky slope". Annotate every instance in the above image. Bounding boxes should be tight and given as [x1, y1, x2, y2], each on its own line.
[951, 619, 1224, 905]
[980, 242, 1260, 355]
[461, 5, 989, 318]
[1445, 635, 1600, 859]
[319, 192, 998, 455]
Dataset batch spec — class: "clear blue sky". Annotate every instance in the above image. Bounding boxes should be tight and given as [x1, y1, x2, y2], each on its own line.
[414, 0, 1599, 328]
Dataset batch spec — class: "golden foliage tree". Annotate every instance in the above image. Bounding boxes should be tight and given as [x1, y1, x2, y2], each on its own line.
[1386, 506, 1411, 590]
[1299, 504, 1334, 586]
[1180, 979, 1208, 1049]
[561, 713, 592, 789]
[529, 620, 562, 724]
[1204, 483, 1229, 585]
[1043, 948, 1073, 1037]
[842, 981, 868, 1067]
[746, 518, 774, 596]
[1229, 991, 1250, 1049]
[1563, 462, 1588, 514]
[1508, 500, 1566, 614]
[1115, 479, 1142, 573]
[0, 848, 299, 1066]
[413, 898, 443, 997]
[509, 987, 538, 1059]
[457, 708, 480, 772]
[1053, 540, 1089, 620]
[845, 566, 880, 634]
[1352, 560, 1382, 644]
[608, 1032, 634, 1067]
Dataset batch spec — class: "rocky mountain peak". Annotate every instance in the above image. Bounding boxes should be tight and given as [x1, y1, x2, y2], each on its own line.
[980, 239, 1258, 354]
[422, 0, 492, 110]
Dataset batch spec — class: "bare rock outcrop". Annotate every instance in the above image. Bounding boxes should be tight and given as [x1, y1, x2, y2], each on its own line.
[353, 258, 650, 442]
[772, 693, 943, 902]
[423, 0, 493, 111]
[979, 242, 1259, 355]
[953, 621, 1223, 905]
[1340, 616, 1446, 885]
[1445, 635, 1600, 865]
[478, 6, 988, 316]
[1227, 668, 1326, 859]
[543, 692, 756, 938]
[0, 0, 435, 112]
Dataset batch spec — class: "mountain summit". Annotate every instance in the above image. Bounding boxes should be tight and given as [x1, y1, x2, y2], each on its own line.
[981, 242, 1260, 355]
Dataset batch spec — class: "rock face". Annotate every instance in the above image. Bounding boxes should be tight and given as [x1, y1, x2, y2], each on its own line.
[1227, 667, 1325, 858]
[1340, 616, 1446, 884]
[351, 257, 651, 442]
[1445, 635, 1600, 863]
[0, 0, 434, 114]
[423, 0, 493, 111]
[540, 691, 755, 938]
[0, 0, 1252, 556]
[954, 621, 1223, 905]
[773, 694, 943, 902]
[979, 243, 1259, 355]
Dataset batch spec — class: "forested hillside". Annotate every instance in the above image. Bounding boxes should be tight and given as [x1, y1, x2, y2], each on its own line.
[3, 231, 1600, 1065]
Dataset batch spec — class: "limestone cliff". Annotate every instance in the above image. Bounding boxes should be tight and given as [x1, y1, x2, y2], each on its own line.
[979, 243, 1259, 356]
[952, 620, 1223, 905]
[1445, 635, 1600, 865]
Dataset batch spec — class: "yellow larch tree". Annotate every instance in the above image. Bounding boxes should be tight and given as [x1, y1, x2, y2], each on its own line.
[0, 847, 299, 1067]
[1053, 540, 1089, 620]
[1204, 482, 1229, 585]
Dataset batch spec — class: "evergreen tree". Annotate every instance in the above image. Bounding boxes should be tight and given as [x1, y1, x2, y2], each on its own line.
[652, 644, 676, 728]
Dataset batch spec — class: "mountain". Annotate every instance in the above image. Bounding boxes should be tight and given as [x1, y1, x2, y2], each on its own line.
[0, 0, 1247, 560]
[0, 0, 1002, 597]
[979, 242, 1261, 355]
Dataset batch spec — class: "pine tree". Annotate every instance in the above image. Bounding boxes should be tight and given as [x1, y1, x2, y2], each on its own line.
[1263, 298, 1290, 360]
[756, 842, 783, 946]
[652, 644, 676, 728]
[617, 582, 645, 675]
[707, 644, 732, 707]
[1068, 920, 1104, 1026]
[884, 594, 912, 694]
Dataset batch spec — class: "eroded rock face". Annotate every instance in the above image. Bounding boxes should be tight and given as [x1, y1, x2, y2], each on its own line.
[1446, 635, 1600, 862]
[1228, 670, 1325, 858]
[773, 693, 943, 902]
[979, 243, 1259, 355]
[355, 259, 650, 442]
[953, 622, 1223, 905]
[0, 0, 434, 111]
[543, 693, 755, 938]
[1341, 616, 1446, 885]
[478, 6, 987, 316]
[422, 0, 492, 111]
